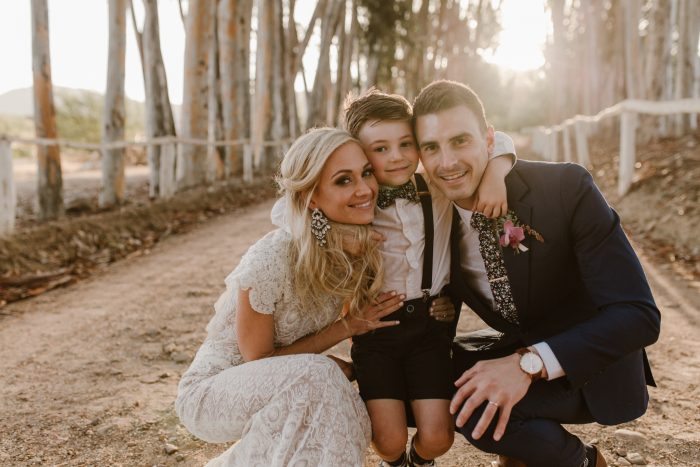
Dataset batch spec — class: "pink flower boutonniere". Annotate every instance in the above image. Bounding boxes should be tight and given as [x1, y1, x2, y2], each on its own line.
[496, 211, 545, 254]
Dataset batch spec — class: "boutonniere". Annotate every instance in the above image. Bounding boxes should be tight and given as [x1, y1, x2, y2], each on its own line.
[496, 211, 544, 254]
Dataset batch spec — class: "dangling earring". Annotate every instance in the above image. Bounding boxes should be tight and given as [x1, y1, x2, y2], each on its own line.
[310, 208, 331, 246]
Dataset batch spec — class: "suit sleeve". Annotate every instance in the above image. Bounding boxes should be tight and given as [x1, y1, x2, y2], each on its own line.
[544, 164, 661, 389]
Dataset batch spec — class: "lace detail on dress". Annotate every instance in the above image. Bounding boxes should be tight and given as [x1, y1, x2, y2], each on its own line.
[176, 229, 368, 466]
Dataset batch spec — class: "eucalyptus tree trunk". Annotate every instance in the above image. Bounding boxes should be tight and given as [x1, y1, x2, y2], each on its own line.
[334, 0, 356, 123]
[642, 0, 671, 139]
[582, 0, 601, 115]
[306, 0, 344, 128]
[207, 0, 225, 181]
[624, 0, 643, 100]
[218, 0, 252, 177]
[686, 2, 700, 129]
[142, 0, 176, 198]
[253, 0, 275, 173]
[178, 0, 212, 189]
[271, 0, 290, 146]
[285, 0, 300, 137]
[30, 0, 64, 220]
[100, 0, 127, 208]
[549, 0, 568, 123]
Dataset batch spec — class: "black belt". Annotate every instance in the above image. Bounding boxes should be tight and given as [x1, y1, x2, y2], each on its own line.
[382, 289, 449, 321]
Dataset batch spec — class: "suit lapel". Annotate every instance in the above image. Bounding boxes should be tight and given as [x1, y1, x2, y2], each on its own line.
[502, 169, 532, 320]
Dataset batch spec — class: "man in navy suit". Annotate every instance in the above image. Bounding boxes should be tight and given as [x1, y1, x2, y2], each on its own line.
[412, 80, 660, 467]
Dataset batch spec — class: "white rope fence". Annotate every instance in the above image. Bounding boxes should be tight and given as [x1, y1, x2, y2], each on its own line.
[0, 135, 293, 236]
[527, 98, 700, 197]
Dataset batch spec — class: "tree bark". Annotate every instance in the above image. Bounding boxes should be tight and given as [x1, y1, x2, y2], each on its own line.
[177, 0, 212, 189]
[30, 0, 64, 220]
[253, 0, 275, 173]
[142, 0, 176, 198]
[271, 0, 290, 144]
[207, 0, 225, 181]
[218, 0, 252, 177]
[307, 0, 344, 128]
[100, 0, 127, 208]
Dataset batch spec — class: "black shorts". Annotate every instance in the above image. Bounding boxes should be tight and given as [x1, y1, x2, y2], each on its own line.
[351, 296, 454, 401]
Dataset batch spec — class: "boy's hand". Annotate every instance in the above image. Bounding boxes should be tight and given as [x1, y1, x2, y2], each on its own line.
[474, 155, 512, 218]
[430, 296, 457, 322]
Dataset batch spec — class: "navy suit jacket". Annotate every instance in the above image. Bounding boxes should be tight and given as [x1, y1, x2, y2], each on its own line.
[450, 160, 661, 426]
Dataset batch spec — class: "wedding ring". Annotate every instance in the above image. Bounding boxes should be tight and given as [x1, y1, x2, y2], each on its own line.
[488, 401, 499, 408]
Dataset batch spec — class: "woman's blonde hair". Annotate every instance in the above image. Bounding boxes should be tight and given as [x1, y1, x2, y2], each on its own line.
[276, 127, 384, 321]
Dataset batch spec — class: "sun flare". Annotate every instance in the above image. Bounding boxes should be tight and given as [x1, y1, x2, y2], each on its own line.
[483, 0, 549, 72]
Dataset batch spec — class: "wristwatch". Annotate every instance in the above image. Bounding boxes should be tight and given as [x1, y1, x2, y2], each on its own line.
[515, 347, 545, 381]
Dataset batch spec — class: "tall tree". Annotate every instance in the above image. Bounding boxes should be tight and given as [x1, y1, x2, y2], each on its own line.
[218, 0, 253, 177]
[30, 0, 64, 220]
[177, 0, 212, 189]
[100, 0, 127, 208]
[306, 0, 344, 128]
[140, 0, 177, 198]
[207, 0, 225, 181]
[253, 0, 275, 173]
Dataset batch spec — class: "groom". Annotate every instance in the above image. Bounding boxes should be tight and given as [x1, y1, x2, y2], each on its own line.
[412, 81, 660, 467]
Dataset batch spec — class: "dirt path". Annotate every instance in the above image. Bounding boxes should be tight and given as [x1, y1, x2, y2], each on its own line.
[0, 199, 698, 466]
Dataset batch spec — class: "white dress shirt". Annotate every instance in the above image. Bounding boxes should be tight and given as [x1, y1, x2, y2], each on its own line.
[373, 176, 452, 300]
[454, 205, 565, 380]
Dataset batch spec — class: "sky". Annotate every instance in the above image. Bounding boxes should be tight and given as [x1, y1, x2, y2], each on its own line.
[0, 0, 548, 106]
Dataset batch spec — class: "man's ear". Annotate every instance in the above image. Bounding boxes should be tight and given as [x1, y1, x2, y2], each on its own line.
[485, 126, 495, 156]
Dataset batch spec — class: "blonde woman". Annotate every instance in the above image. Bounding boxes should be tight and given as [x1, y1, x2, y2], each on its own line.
[176, 128, 404, 466]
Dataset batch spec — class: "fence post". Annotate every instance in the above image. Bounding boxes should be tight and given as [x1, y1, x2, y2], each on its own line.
[243, 143, 254, 183]
[574, 119, 590, 166]
[159, 143, 176, 198]
[549, 130, 559, 162]
[0, 141, 16, 236]
[562, 125, 573, 162]
[618, 111, 638, 196]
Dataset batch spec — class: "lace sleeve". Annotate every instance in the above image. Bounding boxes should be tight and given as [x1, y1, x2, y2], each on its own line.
[223, 230, 290, 315]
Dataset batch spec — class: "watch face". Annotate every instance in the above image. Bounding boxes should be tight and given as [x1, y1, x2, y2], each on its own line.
[520, 352, 543, 375]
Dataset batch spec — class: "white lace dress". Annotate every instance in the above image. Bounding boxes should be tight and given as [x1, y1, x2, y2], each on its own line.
[176, 229, 371, 467]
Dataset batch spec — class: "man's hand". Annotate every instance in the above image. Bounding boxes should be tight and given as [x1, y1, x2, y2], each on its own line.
[430, 296, 457, 322]
[450, 353, 530, 441]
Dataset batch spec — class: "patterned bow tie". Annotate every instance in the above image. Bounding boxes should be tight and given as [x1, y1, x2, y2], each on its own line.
[470, 212, 519, 324]
[376, 181, 419, 209]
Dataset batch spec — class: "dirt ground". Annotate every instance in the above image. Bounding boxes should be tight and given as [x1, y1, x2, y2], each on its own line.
[1, 193, 699, 466]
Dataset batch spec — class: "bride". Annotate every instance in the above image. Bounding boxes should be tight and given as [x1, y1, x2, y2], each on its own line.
[176, 127, 404, 466]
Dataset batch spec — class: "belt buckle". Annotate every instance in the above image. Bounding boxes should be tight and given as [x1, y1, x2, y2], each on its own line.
[421, 289, 431, 303]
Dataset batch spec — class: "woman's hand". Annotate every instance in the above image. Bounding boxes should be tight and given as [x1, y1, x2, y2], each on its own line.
[342, 291, 404, 336]
[430, 296, 457, 322]
[327, 355, 356, 381]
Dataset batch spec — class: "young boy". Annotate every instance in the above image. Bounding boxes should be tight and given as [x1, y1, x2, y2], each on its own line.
[344, 88, 515, 467]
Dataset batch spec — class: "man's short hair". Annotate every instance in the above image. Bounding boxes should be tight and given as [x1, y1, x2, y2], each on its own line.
[412, 80, 488, 133]
[343, 88, 413, 138]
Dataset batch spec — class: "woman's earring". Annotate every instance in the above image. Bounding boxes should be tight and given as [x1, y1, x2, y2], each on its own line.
[311, 208, 331, 246]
